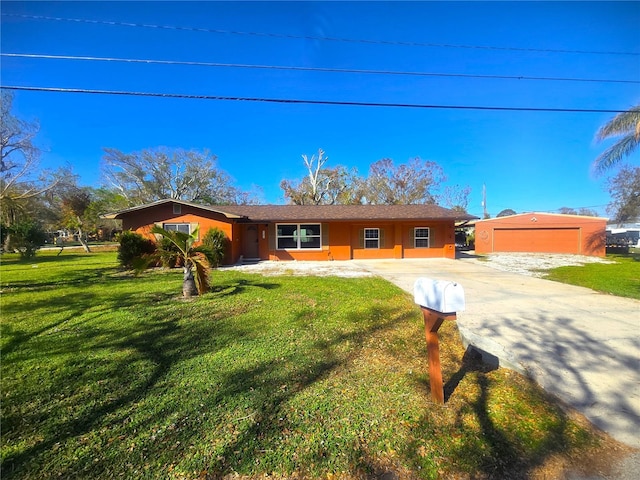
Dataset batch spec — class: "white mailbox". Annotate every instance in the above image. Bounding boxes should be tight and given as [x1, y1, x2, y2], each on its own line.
[414, 278, 465, 314]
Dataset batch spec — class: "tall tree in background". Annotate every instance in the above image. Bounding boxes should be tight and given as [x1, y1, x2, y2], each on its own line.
[593, 104, 640, 173]
[0, 91, 64, 228]
[60, 187, 93, 252]
[363, 157, 444, 205]
[607, 165, 640, 224]
[497, 209, 517, 217]
[102, 147, 255, 206]
[280, 149, 363, 205]
[440, 185, 472, 213]
[558, 207, 599, 217]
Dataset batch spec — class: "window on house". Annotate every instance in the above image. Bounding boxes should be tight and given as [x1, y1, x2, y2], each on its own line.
[364, 228, 380, 249]
[173, 204, 182, 214]
[276, 223, 321, 250]
[414, 227, 430, 248]
[163, 223, 190, 234]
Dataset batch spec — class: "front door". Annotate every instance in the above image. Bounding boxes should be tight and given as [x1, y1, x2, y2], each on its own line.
[242, 225, 259, 259]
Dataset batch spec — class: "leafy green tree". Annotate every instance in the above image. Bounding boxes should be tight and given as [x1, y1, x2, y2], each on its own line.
[82, 188, 128, 241]
[6, 220, 47, 259]
[117, 231, 156, 268]
[145, 226, 216, 297]
[593, 104, 640, 173]
[497, 209, 517, 217]
[201, 227, 229, 267]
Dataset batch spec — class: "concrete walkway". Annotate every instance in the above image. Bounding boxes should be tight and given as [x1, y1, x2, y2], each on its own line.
[353, 257, 640, 449]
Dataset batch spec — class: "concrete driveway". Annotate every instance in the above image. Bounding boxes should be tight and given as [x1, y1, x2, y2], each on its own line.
[353, 257, 640, 449]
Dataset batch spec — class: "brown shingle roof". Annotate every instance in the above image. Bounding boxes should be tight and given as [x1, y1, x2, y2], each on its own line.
[217, 204, 477, 222]
[104, 199, 478, 222]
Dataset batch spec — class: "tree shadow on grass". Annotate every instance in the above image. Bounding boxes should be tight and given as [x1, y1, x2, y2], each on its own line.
[1, 302, 254, 479]
[0, 266, 119, 290]
[199, 304, 416, 478]
[1, 274, 176, 356]
[209, 278, 280, 297]
[2, 274, 412, 479]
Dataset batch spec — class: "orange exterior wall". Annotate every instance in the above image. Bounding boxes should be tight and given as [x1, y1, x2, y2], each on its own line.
[122, 203, 239, 264]
[267, 221, 456, 261]
[474, 214, 606, 256]
[121, 204, 458, 263]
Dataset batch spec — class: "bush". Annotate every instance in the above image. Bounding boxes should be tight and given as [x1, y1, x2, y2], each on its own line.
[201, 227, 229, 267]
[6, 221, 47, 259]
[117, 230, 156, 268]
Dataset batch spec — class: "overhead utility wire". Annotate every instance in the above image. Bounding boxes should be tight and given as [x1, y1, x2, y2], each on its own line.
[0, 85, 629, 113]
[4, 53, 637, 85]
[3, 13, 638, 57]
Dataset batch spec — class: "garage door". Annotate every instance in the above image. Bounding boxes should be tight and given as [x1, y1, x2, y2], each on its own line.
[493, 228, 580, 254]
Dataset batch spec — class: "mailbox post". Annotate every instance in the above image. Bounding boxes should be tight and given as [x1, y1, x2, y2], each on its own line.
[414, 278, 465, 404]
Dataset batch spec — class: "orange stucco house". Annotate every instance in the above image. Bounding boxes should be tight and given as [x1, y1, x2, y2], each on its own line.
[474, 212, 607, 256]
[106, 199, 477, 264]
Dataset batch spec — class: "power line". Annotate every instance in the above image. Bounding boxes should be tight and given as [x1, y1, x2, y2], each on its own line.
[3, 13, 639, 57]
[4, 53, 638, 85]
[0, 85, 630, 113]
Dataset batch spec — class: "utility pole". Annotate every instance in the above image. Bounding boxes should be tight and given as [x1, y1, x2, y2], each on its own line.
[482, 184, 489, 219]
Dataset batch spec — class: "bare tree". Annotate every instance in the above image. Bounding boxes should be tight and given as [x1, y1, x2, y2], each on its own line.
[440, 185, 472, 213]
[0, 91, 65, 246]
[607, 165, 640, 224]
[61, 187, 93, 252]
[363, 157, 445, 205]
[101, 147, 254, 206]
[280, 149, 363, 205]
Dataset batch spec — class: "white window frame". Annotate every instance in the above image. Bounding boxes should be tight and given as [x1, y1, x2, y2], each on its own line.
[414, 227, 430, 248]
[364, 228, 380, 249]
[163, 223, 191, 234]
[276, 223, 322, 250]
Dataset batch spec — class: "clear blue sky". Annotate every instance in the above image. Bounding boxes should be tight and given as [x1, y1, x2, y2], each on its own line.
[2, 1, 639, 218]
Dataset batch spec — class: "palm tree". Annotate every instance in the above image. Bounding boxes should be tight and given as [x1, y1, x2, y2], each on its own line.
[593, 104, 640, 173]
[144, 225, 214, 297]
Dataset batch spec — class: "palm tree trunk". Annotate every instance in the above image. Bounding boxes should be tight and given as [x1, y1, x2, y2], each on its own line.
[182, 261, 198, 297]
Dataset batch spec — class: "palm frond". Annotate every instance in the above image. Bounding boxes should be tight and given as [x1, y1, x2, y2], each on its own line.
[595, 105, 640, 141]
[150, 225, 191, 255]
[193, 245, 218, 266]
[191, 253, 211, 294]
[593, 133, 640, 173]
[131, 254, 154, 275]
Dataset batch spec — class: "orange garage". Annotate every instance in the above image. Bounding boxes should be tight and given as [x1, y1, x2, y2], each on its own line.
[474, 212, 606, 256]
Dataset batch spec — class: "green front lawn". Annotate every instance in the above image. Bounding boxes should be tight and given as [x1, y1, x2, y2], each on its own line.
[1, 252, 614, 479]
[544, 254, 640, 300]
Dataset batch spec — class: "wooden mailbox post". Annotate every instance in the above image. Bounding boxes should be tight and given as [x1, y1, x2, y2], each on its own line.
[414, 278, 465, 405]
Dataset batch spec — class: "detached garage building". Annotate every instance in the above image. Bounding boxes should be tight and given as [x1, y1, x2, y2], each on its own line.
[474, 212, 606, 257]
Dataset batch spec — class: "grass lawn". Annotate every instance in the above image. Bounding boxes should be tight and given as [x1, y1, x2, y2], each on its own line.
[1, 251, 621, 479]
[544, 254, 640, 300]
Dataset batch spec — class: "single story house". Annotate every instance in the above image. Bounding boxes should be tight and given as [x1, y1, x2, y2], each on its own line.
[474, 212, 607, 256]
[105, 199, 477, 264]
